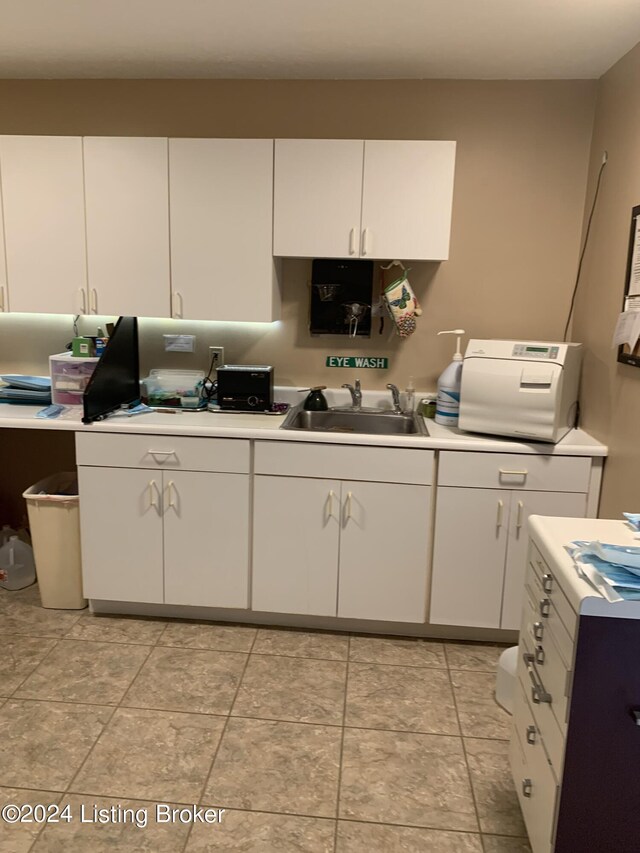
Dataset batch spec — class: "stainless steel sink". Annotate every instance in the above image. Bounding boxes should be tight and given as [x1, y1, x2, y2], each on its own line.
[281, 407, 429, 436]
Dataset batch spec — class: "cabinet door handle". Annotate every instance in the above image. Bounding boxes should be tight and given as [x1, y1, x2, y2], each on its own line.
[77, 287, 87, 315]
[522, 778, 533, 798]
[539, 598, 551, 618]
[148, 480, 161, 511]
[496, 499, 504, 527]
[166, 480, 175, 510]
[523, 651, 552, 704]
[349, 228, 356, 255]
[516, 500, 524, 530]
[542, 573, 553, 593]
[526, 725, 537, 745]
[344, 491, 353, 523]
[533, 621, 544, 641]
[173, 291, 184, 319]
[90, 288, 98, 314]
[535, 645, 545, 665]
[0, 286, 5, 311]
[361, 228, 369, 256]
[326, 490, 336, 521]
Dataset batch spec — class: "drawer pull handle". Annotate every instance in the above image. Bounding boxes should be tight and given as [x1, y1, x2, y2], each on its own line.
[499, 468, 528, 477]
[542, 573, 553, 593]
[533, 621, 544, 641]
[535, 645, 545, 666]
[496, 499, 504, 527]
[522, 778, 533, 798]
[526, 725, 537, 745]
[523, 652, 552, 704]
[539, 598, 551, 618]
[149, 450, 176, 462]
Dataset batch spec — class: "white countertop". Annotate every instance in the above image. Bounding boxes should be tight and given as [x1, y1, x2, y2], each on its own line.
[0, 402, 608, 456]
[529, 516, 640, 617]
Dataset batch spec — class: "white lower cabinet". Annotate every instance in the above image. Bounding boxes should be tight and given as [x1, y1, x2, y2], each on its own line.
[79, 465, 249, 607]
[252, 475, 430, 622]
[430, 487, 587, 630]
[252, 476, 341, 617]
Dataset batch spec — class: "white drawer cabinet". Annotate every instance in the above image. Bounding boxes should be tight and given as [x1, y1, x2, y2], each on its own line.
[511, 517, 640, 853]
[437, 451, 591, 493]
[273, 138, 456, 260]
[77, 434, 250, 608]
[252, 442, 432, 623]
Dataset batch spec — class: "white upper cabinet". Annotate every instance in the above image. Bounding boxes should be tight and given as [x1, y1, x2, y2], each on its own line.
[169, 138, 278, 322]
[83, 137, 171, 318]
[273, 138, 456, 261]
[273, 139, 365, 259]
[0, 136, 87, 314]
[361, 140, 456, 261]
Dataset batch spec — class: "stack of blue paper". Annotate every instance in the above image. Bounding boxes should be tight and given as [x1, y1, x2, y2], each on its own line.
[570, 540, 640, 601]
[0, 375, 52, 405]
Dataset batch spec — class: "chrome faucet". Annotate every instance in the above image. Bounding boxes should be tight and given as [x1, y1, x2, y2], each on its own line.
[342, 379, 362, 411]
[386, 383, 403, 414]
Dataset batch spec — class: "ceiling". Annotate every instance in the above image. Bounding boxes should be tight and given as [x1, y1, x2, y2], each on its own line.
[1, 0, 639, 80]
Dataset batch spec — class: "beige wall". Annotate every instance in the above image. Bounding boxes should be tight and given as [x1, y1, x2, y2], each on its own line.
[572, 43, 640, 517]
[0, 79, 596, 391]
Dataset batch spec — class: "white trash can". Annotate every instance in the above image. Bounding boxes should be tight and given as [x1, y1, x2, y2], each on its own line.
[495, 645, 518, 714]
[23, 472, 86, 610]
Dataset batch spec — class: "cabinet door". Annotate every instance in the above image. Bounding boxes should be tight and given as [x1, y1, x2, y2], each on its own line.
[338, 481, 431, 623]
[83, 137, 170, 317]
[169, 138, 277, 322]
[78, 466, 163, 603]
[252, 475, 340, 616]
[0, 187, 7, 312]
[0, 136, 87, 314]
[430, 487, 510, 628]
[501, 490, 586, 630]
[163, 471, 250, 609]
[361, 140, 456, 261]
[273, 139, 364, 258]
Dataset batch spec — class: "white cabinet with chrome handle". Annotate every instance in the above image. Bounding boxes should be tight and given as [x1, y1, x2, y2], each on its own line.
[77, 435, 250, 609]
[273, 138, 456, 261]
[430, 451, 591, 630]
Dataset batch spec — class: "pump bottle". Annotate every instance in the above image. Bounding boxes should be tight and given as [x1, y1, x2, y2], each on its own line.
[435, 329, 465, 426]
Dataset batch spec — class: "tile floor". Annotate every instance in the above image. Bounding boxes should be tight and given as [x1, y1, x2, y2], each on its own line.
[0, 583, 531, 852]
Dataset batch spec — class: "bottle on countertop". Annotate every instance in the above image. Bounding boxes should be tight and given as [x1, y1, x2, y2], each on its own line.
[404, 377, 416, 412]
[435, 329, 465, 426]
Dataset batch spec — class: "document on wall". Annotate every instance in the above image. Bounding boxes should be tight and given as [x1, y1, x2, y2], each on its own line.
[628, 215, 640, 296]
[612, 309, 640, 350]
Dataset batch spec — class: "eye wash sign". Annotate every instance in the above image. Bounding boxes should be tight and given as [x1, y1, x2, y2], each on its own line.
[325, 356, 389, 369]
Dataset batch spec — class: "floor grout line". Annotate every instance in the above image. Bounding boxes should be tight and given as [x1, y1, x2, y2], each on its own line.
[447, 664, 485, 848]
[332, 634, 351, 853]
[4, 635, 60, 699]
[61, 641, 156, 799]
[180, 627, 259, 853]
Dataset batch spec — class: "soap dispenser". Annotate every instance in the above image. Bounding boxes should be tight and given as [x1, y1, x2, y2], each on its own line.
[435, 329, 465, 426]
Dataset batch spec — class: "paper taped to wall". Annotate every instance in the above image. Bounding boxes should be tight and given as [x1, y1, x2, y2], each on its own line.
[629, 216, 640, 296]
[612, 310, 640, 349]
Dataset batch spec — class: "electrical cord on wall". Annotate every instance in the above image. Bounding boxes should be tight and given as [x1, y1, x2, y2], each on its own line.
[563, 152, 608, 342]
